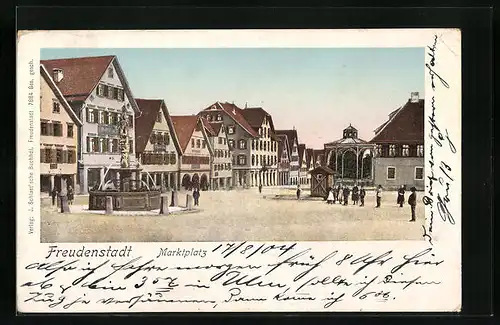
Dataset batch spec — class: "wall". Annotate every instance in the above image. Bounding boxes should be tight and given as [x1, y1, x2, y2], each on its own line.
[210, 126, 232, 179]
[180, 126, 211, 175]
[40, 74, 78, 176]
[373, 157, 425, 190]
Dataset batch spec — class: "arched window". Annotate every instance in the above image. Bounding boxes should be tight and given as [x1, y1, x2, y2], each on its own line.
[252, 140, 255, 150]
[251, 154, 255, 166]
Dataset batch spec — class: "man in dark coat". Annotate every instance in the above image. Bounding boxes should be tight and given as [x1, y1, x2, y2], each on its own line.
[258, 183, 263, 194]
[352, 184, 359, 205]
[51, 187, 58, 206]
[359, 185, 366, 206]
[343, 186, 350, 206]
[193, 188, 200, 206]
[397, 185, 405, 207]
[408, 187, 417, 222]
[296, 185, 301, 200]
[376, 185, 383, 208]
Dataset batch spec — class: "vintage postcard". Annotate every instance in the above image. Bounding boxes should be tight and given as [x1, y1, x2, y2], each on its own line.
[16, 29, 461, 312]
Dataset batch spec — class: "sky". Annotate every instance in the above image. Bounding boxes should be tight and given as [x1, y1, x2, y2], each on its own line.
[41, 47, 424, 149]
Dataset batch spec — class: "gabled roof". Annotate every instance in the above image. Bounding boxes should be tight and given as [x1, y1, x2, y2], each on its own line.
[134, 98, 182, 155]
[324, 137, 368, 146]
[309, 165, 335, 175]
[298, 144, 306, 167]
[170, 115, 199, 154]
[312, 149, 326, 166]
[40, 64, 83, 127]
[199, 116, 216, 136]
[305, 148, 313, 169]
[40, 55, 140, 114]
[209, 122, 223, 135]
[277, 134, 290, 161]
[241, 107, 279, 141]
[370, 99, 425, 144]
[202, 102, 259, 137]
[276, 129, 298, 149]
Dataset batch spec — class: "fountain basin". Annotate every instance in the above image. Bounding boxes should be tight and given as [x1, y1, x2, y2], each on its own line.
[89, 190, 162, 211]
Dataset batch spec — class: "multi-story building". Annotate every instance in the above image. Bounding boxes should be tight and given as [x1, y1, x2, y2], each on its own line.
[305, 148, 313, 185]
[39, 64, 82, 194]
[41, 55, 140, 194]
[277, 134, 290, 186]
[171, 115, 213, 190]
[201, 118, 233, 190]
[134, 98, 182, 190]
[200, 102, 259, 187]
[298, 144, 308, 185]
[276, 129, 300, 185]
[241, 106, 279, 187]
[370, 92, 425, 190]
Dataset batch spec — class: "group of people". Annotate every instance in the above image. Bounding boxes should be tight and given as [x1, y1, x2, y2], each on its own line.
[325, 184, 418, 222]
[326, 184, 367, 206]
[50, 185, 74, 206]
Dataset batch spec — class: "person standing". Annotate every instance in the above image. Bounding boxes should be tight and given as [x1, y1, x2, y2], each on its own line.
[397, 185, 405, 207]
[336, 184, 341, 204]
[296, 184, 301, 200]
[352, 184, 359, 205]
[327, 188, 334, 204]
[359, 185, 366, 206]
[343, 186, 350, 206]
[51, 187, 58, 206]
[193, 188, 200, 206]
[67, 185, 74, 205]
[376, 185, 383, 208]
[258, 183, 263, 194]
[408, 187, 417, 222]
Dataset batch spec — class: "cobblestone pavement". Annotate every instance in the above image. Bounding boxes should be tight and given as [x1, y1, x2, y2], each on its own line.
[40, 187, 425, 243]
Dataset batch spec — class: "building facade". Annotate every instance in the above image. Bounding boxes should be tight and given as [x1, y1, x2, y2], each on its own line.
[305, 148, 313, 185]
[298, 144, 308, 185]
[203, 120, 233, 190]
[201, 102, 259, 187]
[277, 134, 290, 185]
[370, 92, 425, 190]
[135, 99, 182, 190]
[39, 64, 82, 194]
[276, 129, 300, 185]
[41, 55, 140, 194]
[241, 107, 279, 187]
[171, 115, 213, 190]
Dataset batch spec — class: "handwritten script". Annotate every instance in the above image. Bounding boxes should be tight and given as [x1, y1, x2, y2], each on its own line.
[422, 34, 458, 245]
[19, 243, 445, 312]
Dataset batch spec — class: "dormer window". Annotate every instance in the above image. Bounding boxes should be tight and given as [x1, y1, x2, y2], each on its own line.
[216, 114, 222, 121]
[227, 125, 235, 135]
[108, 67, 114, 78]
[156, 111, 162, 123]
[389, 145, 396, 157]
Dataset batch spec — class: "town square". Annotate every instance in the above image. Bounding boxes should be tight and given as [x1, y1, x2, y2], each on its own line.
[38, 47, 425, 242]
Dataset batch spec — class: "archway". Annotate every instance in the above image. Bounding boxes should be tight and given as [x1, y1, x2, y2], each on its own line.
[200, 174, 208, 190]
[191, 173, 200, 189]
[341, 149, 357, 179]
[181, 174, 191, 190]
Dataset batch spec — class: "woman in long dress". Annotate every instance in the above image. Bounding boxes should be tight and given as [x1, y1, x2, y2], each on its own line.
[327, 188, 335, 204]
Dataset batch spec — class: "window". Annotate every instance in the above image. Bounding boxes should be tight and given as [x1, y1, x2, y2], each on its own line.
[237, 155, 246, 165]
[259, 141, 263, 151]
[389, 145, 396, 157]
[415, 167, 424, 180]
[228, 126, 235, 134]
[41, 122, 48, 136]
[387, 167, 396, 180]
[251, 140, 255, 150]
[67, 124, 74, 138]
[191, 139, 195, 148]
[112, 87, 118, 100]
[223, 138, 226, 145]
[103, 84, 109, 97]
[108, 67, 114, 78]
[402, 145, 410, 157]
[202, 140, 206, 149]
[56, 149, 63, 163]
[117, 89, 124, 101]
[52, 102, 60, 113]
[375, 145, 382, 157]
[53, 123, 63, 137]
[106, 85, 113, 99]
[67, 150, 75, 164]
[102, 138, 109, 153]
[156, 111, 162, 123]
[97, 84, 104, 97]
[196, 139, 201, 148]
[417, 145, 424, 157]
[264, 142, 267, 151]
[251, 154, 255, 166]
[228, 139, 234, 149]
[218, 137, 223, 144]
[238, 139, 247, 150]
[216, 114, 222, 121]
[259, 128, 262, 136]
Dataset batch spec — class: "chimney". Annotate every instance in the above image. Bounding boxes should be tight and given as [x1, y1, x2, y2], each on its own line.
[53, 68, 64, 83]
[410, 92, 419, 103]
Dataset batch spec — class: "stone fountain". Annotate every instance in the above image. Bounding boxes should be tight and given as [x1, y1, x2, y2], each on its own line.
[88, 105, 161, 211]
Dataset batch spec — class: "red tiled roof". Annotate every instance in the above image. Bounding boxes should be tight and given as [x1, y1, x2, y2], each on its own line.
[135, 98, 182, 155]
[370, 99, 425, 144]
[40, 55, 115, 102]
[241, 107, 279, 141]
[171, 115, 199, 153]
[199, 116, 216, 136]
[202, 102, 259, 137]
[209, 122, 223, 135]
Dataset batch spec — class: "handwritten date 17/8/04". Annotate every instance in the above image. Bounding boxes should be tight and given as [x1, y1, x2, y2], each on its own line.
[212, 242, 296, 259]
